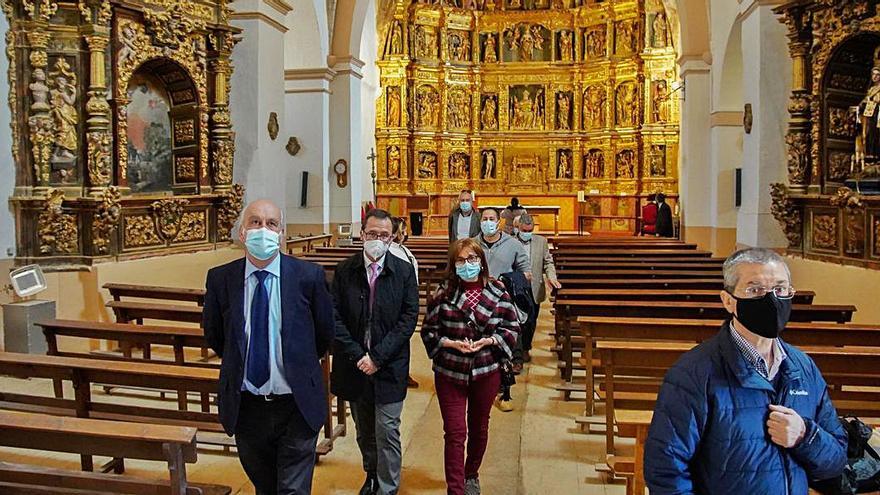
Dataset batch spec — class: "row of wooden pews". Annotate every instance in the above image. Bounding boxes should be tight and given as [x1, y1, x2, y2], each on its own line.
[548, 236, 877, 495]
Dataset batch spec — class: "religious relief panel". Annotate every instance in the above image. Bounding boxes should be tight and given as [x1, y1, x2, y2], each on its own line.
[615, 82, 639, 127]
[509, 85, 546, 129]
[47, 58, 79, 184]
[447, 89, 472, 129]
[556, 149, 573, 179]
[502, 23, 551, 62]
[449, 152, 471, 179]
[583, 26, 607, 60]
[614, 19, 639, 56]
[556, 30, 574, 62]
[648, 144, 666, 177]
[555, 91, 573, 130]
[414, 25, 439, 59]
[417, 151, 438, 178]
[615, 149, 636, 179]
[481, 150, 497, 179]
[584, 149, 605, 179]
[583, 85, 607, 129]
[481, 94, 499, 130]
[417, 85, 441, 128]
[828, 106, 857, 139]
[448, 30, 472, 62]
[812, 212, 839, 251]
[481, 33, 499, 63]
[126, 73, 173, 193]
[387, 86, 402, 127]
[874, 216, 880, 259]
[387, 145, 402, 180]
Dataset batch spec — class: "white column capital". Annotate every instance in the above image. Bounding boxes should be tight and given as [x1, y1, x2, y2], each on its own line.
[284, 67, 337, 94]
[230, 0, 290, 33]
[329, 56, 366, 80]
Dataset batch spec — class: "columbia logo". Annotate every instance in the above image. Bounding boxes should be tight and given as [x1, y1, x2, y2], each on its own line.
[789, 390, 809, 396]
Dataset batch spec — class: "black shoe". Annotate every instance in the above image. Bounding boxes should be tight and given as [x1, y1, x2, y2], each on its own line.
[359, 474, 378, 495]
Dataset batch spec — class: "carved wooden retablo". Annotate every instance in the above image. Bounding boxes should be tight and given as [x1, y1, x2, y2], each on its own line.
[4, 0, 243, 268]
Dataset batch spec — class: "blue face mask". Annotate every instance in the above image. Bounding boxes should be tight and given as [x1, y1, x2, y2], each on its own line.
[519, 231, 533, 242]
[481, 220, 498, 236]
[460, 201, 472, 213]
[245, 228, 280, 260]
[456, 261, 482, 281]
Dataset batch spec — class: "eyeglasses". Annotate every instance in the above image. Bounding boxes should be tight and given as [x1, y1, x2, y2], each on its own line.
[362, 231, 392, 242]
[454, 255, 481, 267]
[739, 285, 796, 299]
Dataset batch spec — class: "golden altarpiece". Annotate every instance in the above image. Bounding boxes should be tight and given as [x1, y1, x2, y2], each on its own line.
[772, 0, 880, 269]
[374, 0, 679, 234]
[5, 0, 243, 268]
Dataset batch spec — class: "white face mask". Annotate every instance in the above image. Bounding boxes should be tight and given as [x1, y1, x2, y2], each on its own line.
[364, 239, 390, 260]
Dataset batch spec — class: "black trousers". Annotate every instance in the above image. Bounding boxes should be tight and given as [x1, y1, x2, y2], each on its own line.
[512, 299, 540, 364]
[235, 393, 320, 495]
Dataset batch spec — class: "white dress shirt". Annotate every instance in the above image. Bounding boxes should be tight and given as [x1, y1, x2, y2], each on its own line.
[242, 255, 292, 395]
[457, 213, 472, 240]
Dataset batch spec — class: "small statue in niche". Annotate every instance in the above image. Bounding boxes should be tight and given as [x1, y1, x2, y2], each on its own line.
[415, 25, 437, 58]
[481, 150, 496, 179]
[854, 65, 880, 170]
[558, 30, 573, 62]
[616, 83, 638, 126]
[652, 12, 668, 48]
[648, 144, 666, 176]
[585, 28, 606, 59]
[506, 23, 545, 62]
[557, 150, 572, 179]
[556, 92, 571, 130]
[49, 59, 78, 166]
[118, 22, 139, 68]
[29, 68, 50, 111]
[616, 150, 635, 178]
[389, 21, 403, 55]
[387, 87, 401, 126]
[481, 95, 498, 130]
[484, 34, 498, 62]
[417, 86, 439, 127]
[418, 153, 437, 178]
[387, 145, 401, 179]
[449, 32, 470, 61]
[449, 153, 469, 178]
[652, 80, 669, 123]
[583, 85, 606, 129]
[615, 20, 637, 54]
[585, 150, 604, 178]
[447, 91, 470, 128]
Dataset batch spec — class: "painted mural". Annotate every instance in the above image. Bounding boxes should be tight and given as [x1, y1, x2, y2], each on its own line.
[126, 73, 173, 193]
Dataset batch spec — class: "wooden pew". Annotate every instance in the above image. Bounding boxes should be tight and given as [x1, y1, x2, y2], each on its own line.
[0, 411, 230, 495]
[555, 289, 815, 304]
[104, 283, 206, 306]
[552, 249, 713, 258]
[554, 261, 723, 271]
[556, 269, 723, 280]
[555, 278, 725, 290]
[106, 301, 203, 326]
[285, 233, 333, 255]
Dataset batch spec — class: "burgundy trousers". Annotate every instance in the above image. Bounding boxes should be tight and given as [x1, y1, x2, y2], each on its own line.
[434, 370, 501, 495]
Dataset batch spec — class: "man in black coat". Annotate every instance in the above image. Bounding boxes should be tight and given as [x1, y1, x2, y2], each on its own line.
[655, 192, 674, 237]
[203, 199, 335, 494]
[331, 208, 420, 495]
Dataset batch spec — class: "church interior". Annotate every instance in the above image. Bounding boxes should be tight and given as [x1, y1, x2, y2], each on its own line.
[1, 0, 880, 494]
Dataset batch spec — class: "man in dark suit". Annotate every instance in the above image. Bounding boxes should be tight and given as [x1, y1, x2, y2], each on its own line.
[331, 208, 420, 495]
[203, 199, 334, 495]
[655, 192, 674, 237]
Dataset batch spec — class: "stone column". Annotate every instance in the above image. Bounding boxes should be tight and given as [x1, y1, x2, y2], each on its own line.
[677, 57, 712, 244]
[330, 56, 365, 232]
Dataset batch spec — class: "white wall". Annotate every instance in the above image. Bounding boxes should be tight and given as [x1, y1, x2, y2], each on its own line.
[359, 0, 380, 207]
[0, 13, 15, 258]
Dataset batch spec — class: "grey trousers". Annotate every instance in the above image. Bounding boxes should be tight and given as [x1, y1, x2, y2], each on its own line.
[349, 389, 404, 495]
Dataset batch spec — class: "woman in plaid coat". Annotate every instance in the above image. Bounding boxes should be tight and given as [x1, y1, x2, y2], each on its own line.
[421, 238, 520, 495]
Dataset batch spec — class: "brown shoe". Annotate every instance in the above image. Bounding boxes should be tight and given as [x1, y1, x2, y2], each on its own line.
[407, 375, 419, 388]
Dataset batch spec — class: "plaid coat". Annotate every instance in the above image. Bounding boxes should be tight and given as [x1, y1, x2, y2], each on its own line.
[421, 279, 520, 384]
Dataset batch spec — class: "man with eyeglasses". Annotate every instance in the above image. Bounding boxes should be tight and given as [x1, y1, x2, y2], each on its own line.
[330, 209, 420, 495]
[644, 248, 846, 494]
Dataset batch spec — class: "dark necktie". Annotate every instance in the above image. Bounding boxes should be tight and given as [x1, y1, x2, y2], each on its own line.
[247, 270, 270, 389]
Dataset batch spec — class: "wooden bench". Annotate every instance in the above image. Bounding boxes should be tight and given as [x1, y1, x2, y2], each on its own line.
[555, 289, 815, 304]
[285, 234, 333, 255]
[554, 278, 725, 290]
[552, 249, 713, 258]
[104, 283, 206, 306]
[557, 269, 723, 280]
[0, 411, 229, 495]
[554, 261, 723, 271]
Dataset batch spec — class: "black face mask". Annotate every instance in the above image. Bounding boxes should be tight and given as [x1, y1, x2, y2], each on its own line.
[728, 291, 792, 338]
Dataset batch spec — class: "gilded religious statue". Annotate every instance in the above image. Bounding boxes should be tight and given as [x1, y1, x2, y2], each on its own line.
[616, 150, 635, 178]
[447, 90, 471, 129]
[481, 150, 496, 179]
[652, 12, 668, 48]
[49, 59, 79, 171]
[387, 145, 401, 179]
[556, 92, 571, 130]
[481, 95, 498, 130]
[583, 85, 606, 129]
[449, 153, 470, 179]
[387, 87, 401, 126]
[415, 25, 437, 58]
[585, 27, 606, 59]
[652, 80, 669, 123]
[556, 150, 572, 179]
[505, 23, 546, 62]
[483, 34, 498, 63]
[616, 83, 638, 126]
[585, 150, 604, 178]
[29, 69, 50, 111]
[449, 31, 471, 62]
[558, 30, 573, 62]
[417, 86, 440, 127]
[389, 21, 403, 55]
[648, 144, 666, 176]
[512, 88, 544, 129]
[854, 65, 880, 171]
[418, 152, 438, 178]
[615, 20, 638, 55]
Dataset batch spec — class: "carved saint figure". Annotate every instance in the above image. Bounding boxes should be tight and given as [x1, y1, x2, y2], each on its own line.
[418, 86, 439, 127]
[649, 145, 666, 176]
[49, 59, 78, 164]
[557, 92, 571, 130]
[616, 150, 635, 178]
[854, 66, 880, 168]
[387, 145, 401, 179]
[583, 85, 606, 129]
[557, 151, 572, 179]
[652, 80, 669, 123]
[449, 153, 469, 178]
[415, 25, 437, 58]
[482, 150, 496, 179]
[447, 91, 470, 129]
[118, 22, 139, 68]
[585, 28, 606, 59]
[585, 150, 604, 178]
[387, 87, 401, 126]
[615, 20, 637, 55]
[513, 88, 542, 128]
[484, 34, 498, 62]
[481, 95, 498, 130]
[389, 21, 403, 55]
[506, 24, 545, 62]
[616, 83, 638, 126]
[653, 12, 668, 48]
[29, 68, 50, 111]
[418, 153, 437, 178]
[449, 31, 470, 61]
[558, 30, 573, 62]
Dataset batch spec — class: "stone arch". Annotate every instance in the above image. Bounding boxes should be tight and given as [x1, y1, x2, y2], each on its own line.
[672, 0, 710, 60]
[284, 0, 330, 69]
[717, 18, 743, 111]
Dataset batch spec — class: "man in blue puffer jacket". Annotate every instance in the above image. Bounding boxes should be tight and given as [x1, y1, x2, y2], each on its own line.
[644, 248, 847, 494]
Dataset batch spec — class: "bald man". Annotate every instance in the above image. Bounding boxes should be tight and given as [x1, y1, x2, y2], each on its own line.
[203, 200, 335, 494]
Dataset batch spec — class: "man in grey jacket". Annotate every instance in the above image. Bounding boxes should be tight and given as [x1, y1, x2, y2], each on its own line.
[473, 207, 531, 279]
[447, 189, 481, 242]
[513, 214, 561, 363]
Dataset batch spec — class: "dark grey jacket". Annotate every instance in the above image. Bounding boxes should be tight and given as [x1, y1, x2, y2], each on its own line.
[448, 207, 481, 241]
